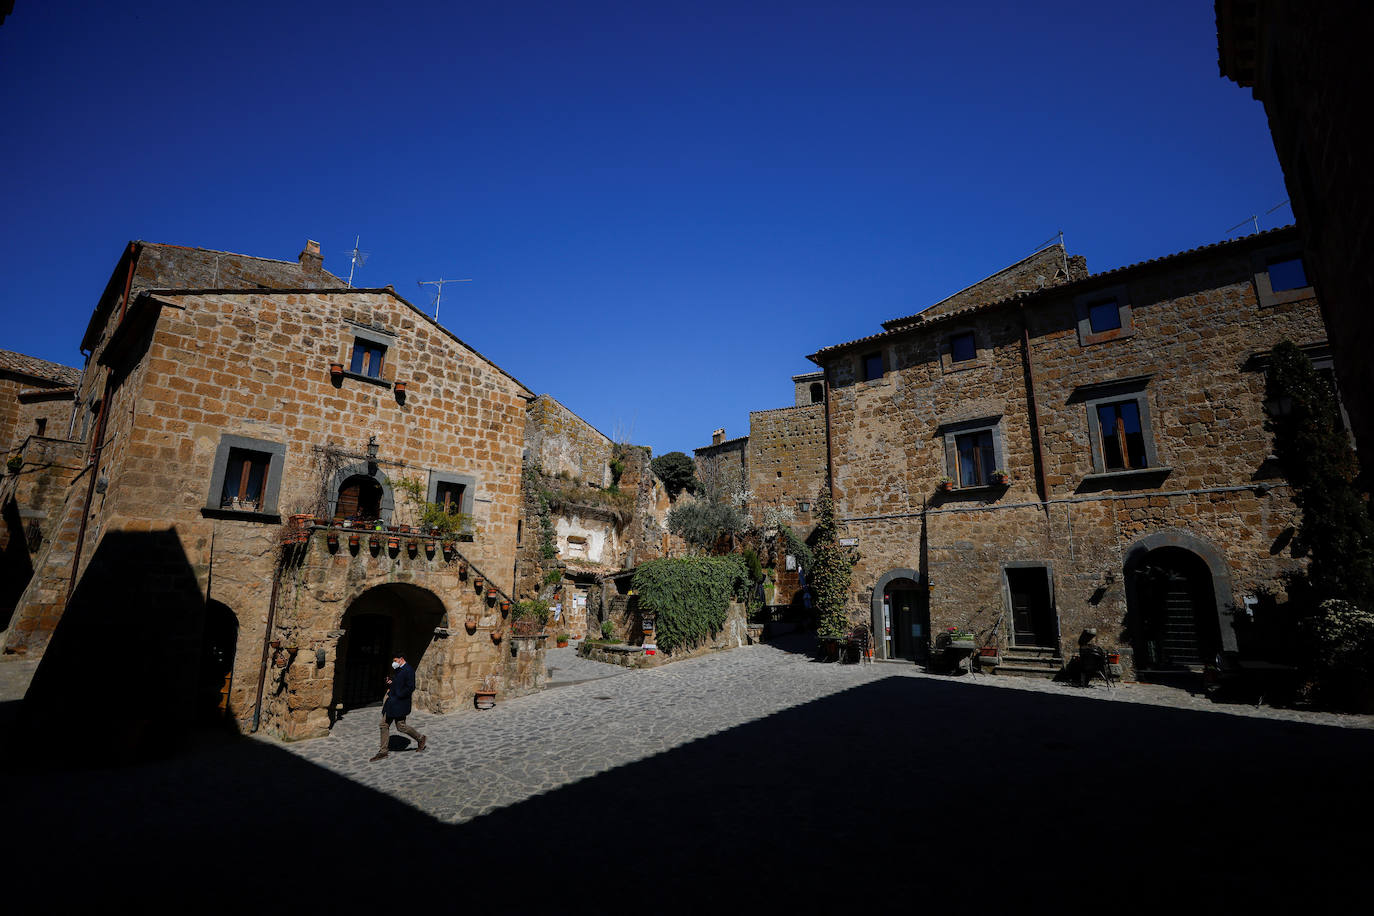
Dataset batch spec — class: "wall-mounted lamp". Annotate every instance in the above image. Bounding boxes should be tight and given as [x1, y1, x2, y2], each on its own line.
[366, 435, 379, 462]
[94, 474, 108, 494]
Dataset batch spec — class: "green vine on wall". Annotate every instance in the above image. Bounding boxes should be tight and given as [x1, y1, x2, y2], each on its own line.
[810, 488, 855, 640]
[632, 555, 748, 654]
[523, 464, 560, 561]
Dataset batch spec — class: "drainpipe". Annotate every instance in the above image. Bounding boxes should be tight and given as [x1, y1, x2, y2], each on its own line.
[1018, 306, 1051, 506]
[822, 364, 835, 497]
[63, 244, 137, 610]
[251, 569, 283, 733]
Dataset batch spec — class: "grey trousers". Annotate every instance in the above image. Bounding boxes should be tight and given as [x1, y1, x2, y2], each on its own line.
[380, 714, 423, 751]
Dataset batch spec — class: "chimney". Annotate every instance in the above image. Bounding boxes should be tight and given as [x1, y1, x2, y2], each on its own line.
[712, 428, 725, 445]
[299, 239, 323, 273]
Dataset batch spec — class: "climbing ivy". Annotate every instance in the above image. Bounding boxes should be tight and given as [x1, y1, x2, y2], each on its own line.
[810, 488, 854, 640]
[523, 464, 559, 561]
[632, 555, 748, 654]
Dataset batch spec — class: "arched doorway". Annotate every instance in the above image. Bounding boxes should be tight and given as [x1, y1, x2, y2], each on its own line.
[197, 600, 237, 722]
[872, 568, 929, 662]
[1129, 547, 1222, 669]
[334, 584, 446, 710]
[335, 474, 383, 523]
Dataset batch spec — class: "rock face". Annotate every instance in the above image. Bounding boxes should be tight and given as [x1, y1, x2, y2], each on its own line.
[811, 227, 1329, 676]
[5, 240, 531, 740]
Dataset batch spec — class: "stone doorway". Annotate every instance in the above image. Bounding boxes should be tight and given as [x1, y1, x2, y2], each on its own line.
[873, 569, 929, 662]
[1130, 547, 1221, 670]
[1005, 566, 1057, 648]
[334, 583, 446, 711]
[197, 600, 237, 722]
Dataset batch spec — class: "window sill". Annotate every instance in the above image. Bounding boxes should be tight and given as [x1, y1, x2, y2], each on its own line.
[202, 507, 282, 523]
[341, 370, 393, 389]
[1077, 466, 1173, 492]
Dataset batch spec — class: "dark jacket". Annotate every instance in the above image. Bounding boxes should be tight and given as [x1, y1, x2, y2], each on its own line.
[383, 662, 415, 719]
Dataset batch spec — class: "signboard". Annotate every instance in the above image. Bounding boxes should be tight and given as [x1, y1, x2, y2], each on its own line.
[839, 537, 858, 547]
[785, 554, 796, 570]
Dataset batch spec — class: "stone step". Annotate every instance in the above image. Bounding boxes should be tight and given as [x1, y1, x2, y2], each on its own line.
[1003, 645, 1059, 658]
[993, 663, 1063, 679]
[1000, 654, 1061, 667]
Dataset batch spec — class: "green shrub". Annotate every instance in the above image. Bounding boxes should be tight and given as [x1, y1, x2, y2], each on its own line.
[601, 618, 616, 640]
[512, 599, 550, 636]
[633, 555, 748, 653]
[811, 489, 854, 640]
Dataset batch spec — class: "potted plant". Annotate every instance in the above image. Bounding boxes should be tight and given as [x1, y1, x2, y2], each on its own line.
[511, 599, 550, 637]
[556, 632, 570, 648]
[329, 362, 344, 381]
[474, 674, 498, 710]
[937, 477, 955, 493]
[500, 600, 511, 613]
[348, 531, 360, 549]
[424, 539, 436, 557]
[464, 612, 479, 632]
[387, 533, 400, 550]
[486, 587, 499, 602]
[473, 575, 485, 590]
[7, 454, 23, 474]
[990, 469, 1010, 485]
[326, 528, 339, 549]
[369, 533, 381, 550]
[944, 626, 977, 649]
[395, 381, 407, 395]
[407, 539, 418, 556]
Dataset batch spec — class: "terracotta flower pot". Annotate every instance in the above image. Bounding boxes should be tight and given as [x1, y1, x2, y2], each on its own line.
[395, 381, 406, 394]
[473, 576, 485, 590]
[500, 601, 511, 612]
[329, 362, 343, 379]
[387, 535, 400, 550]
[474, 690, 496, 710]
[348, 533, 360, 548]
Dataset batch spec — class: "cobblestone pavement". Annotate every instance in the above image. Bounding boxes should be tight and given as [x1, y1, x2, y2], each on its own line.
[542, 641, 627, 687]
[6, 640, 1373, 909]
[281, 642, 1373, 825]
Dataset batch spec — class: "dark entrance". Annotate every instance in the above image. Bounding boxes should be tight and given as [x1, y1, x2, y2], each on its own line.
[883, 579, 929, 662]
[1006, 567, 1057, 647]
[334, 583, 446, 711]
[196, 600, 238, 722]
[1132, 547, 1219, 669]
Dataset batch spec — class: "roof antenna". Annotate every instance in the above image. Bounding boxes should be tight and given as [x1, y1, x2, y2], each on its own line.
[416, 276, 472, 321]
[345, 236, 368, 288]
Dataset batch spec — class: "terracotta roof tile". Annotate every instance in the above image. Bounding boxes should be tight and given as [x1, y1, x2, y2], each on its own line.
[0, 349, 82, 386]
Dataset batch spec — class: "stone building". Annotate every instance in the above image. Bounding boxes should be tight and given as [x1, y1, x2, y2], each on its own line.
[1217, 0, 1374, 459]
[809, 229, 1329, 677]
[6, 239, 535, 741]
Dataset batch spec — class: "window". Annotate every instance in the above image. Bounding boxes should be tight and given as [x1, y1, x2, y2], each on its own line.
[1087, 298, 1122, 333]
[349, 339, 386, 378]
[221, 449, 271, 510]
[1095, 401, 1148, 470]
[1267, 256, 1308, 292]
[862, 351, 884, 382]
[940, 416, 1006, 491]
[809, 382, 824, 404]
[1251, 244, 1314, 307]
[950, 332, 977, 363]
[956, 429, 997, 487]
[435, 481, 467, 514]
[1074, 285, 1133, 345]
[335, 474, 383, 521]
[798, 501, 811, 512]
[34, 418, 46, 437]
[205, 434, 286, 517]
[1076, 377, 1162, 477]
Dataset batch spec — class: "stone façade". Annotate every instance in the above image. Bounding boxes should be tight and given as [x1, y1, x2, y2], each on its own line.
[811, 227, 1329, 674]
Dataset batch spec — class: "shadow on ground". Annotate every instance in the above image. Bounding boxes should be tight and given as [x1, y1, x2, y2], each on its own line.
[4, 676, 1371, 910]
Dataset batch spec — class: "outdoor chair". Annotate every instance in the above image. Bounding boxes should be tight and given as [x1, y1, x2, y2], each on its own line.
[847, 624, 873, 665]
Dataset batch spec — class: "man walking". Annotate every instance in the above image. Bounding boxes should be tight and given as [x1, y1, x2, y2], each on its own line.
[371, 652, 428, 761]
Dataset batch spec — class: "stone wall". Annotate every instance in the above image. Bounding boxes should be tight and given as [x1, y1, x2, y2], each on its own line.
[747, 404, 826, 529]
[818, 228, 1328, 673]
[9, 279, 531, 740]
[525, 394, 613, 486]
[884, 245, 1088, 327]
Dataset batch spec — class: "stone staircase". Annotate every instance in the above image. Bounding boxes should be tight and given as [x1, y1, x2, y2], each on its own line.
[991, 645, 1062, 679]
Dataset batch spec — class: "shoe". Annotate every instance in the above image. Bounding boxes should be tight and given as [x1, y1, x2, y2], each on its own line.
[416, 735, 427, 753]
[370, 751, 389, 762]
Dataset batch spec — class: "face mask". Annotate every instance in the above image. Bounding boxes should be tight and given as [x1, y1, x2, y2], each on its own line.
[391, 661, 401, 669]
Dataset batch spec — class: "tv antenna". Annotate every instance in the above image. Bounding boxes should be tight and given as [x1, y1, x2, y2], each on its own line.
[417, 276, 472, 321]
[1225, 199, 1290, 237]
[345, 236, 368, 288]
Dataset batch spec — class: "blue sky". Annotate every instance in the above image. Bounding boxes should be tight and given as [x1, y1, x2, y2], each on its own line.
[1, 1, 1286, 456]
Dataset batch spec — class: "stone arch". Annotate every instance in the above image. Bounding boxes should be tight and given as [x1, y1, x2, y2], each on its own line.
[333, 582, 448, 712]
[871, 567, 924, 661]
[198, 599, 238, 723]
[1122, 529, 1237, 654]
[326, 461, 396, 523]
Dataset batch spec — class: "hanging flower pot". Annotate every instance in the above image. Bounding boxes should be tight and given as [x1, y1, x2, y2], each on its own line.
[500, 600, 511, 613]
[326, 530, 339, 549]
[490, 630, 502, 645]
[395, 381, 407, 395]
[425, 539, 436, 557]
[329, 362, 344, 381]
[486, 588, 499, 601]
[465, 614, 478, 632]
[456, 559, 466, 576]
[369, 534, 381, 550]
[407, 539, 418, 556]
[387, 535, 400, 550]
[473, 575, 485, 590]
[348, 532, 360, 549]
